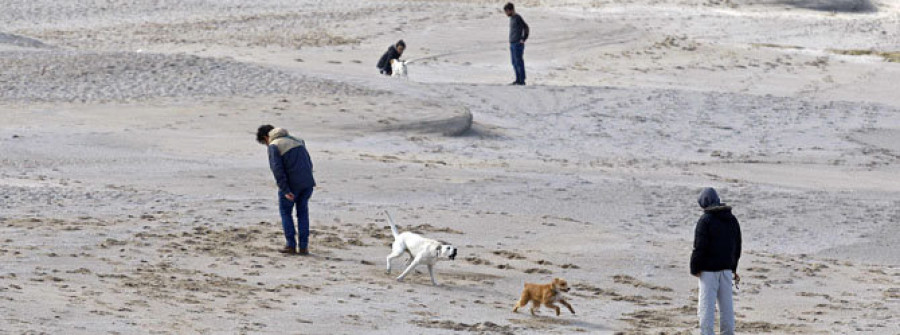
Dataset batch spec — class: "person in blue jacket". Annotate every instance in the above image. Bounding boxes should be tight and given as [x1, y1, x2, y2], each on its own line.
[257, 125, 316, 255]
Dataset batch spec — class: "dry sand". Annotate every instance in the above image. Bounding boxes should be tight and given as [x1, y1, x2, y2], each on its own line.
[1, 0, 898, 334]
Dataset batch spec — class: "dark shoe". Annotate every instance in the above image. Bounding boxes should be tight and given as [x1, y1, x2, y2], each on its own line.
[297, 248, 310, 256]
[510, 81, 519, 85]
[279, 246, 296, 254]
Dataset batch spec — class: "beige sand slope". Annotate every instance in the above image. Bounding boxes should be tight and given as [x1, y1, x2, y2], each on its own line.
[1, 0, 898, 334]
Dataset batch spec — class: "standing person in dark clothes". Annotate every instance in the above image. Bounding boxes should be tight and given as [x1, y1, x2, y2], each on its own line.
[257, 125, 316, 255]
[690, 187, 742, 335]
[504, 2, 529, 85]
[376, 40, 406, 76]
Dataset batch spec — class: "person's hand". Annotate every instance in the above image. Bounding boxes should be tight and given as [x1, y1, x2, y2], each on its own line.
[521, 39, 526, 44]
[284, 193, 295, 202]
[692, 272, 701, 278]
[733, 272, 741, 284]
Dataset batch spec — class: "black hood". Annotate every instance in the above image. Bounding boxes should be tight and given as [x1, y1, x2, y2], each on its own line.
[698, 187, 722, 209]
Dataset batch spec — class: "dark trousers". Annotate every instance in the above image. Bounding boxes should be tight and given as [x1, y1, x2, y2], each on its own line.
[278, 188, 314, 249]
[510, 42, 526, 83]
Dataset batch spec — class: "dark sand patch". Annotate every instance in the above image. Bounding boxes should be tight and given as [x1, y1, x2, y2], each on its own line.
[613, 274, 674, 292]
[411, 319, 515, 334]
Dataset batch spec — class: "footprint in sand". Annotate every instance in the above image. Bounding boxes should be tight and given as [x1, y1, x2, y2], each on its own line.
[612, 274, 673, 292]
[492, 250, 526, 260]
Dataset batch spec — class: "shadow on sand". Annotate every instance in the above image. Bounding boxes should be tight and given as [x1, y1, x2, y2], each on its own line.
[775, 0, 875, 12]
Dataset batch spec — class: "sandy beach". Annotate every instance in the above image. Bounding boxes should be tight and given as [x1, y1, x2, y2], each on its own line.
[1, 0, 899, 334]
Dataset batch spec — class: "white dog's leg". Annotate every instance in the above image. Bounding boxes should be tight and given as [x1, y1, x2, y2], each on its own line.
[427, 264, 438, 286]
[404, 253, 422, 274]
[404, 251, 414, 267]
[397, 253, 424, 282]
[385, 245, 405, 274]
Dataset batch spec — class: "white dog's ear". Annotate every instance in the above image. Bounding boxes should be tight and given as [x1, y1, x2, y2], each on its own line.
[430, 244, 441, 257]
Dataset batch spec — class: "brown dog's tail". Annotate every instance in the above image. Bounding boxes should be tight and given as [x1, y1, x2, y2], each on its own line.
[385, 210, 400, 238]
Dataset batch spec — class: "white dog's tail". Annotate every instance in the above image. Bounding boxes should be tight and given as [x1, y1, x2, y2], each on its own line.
[385, 210, 400, 238]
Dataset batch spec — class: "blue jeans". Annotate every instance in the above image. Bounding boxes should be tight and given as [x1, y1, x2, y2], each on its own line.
[278, 188, 313, 249]
[510, 42, 526, 83]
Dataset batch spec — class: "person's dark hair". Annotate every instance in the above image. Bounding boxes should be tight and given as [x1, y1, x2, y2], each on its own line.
[503, 2, 514, 11]
[396, 40, 406, 48]
[256, 124, 274, 144]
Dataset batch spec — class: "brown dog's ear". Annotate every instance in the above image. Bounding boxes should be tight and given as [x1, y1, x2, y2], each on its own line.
[553, 277, 561, 283]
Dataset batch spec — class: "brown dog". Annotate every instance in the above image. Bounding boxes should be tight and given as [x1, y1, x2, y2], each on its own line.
[512, 277, 575, 316]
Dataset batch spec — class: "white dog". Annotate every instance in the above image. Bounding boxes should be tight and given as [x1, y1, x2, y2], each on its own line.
[385, 211, 457, 285]
[390, 59, 408, 78]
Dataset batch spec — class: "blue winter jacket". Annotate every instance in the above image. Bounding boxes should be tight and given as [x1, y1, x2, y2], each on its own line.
[267, 128, 316, 195]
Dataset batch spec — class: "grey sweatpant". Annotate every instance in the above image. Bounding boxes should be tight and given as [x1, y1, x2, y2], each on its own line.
[698, 270, 735, 335]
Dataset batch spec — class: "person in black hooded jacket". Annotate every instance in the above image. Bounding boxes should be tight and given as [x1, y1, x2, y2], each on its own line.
[691, 187, 741, 335]
[376, 40, 406, 75]
[691, 188, 742, 275]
